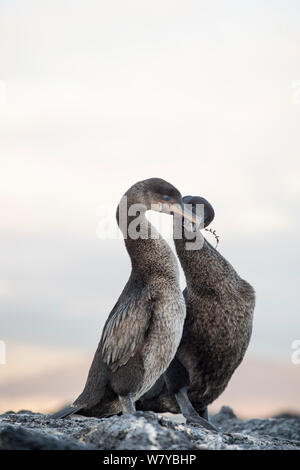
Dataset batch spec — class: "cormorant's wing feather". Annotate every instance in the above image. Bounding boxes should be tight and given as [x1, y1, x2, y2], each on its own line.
[100, 286, 153, 372]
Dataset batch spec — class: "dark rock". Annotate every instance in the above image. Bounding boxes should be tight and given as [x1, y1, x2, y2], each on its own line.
[0, 408, 299, 450]
[16, 409, 35, 415]
[211, 406, 300, 442]
[211, 406, 238, 425]
[0, 423, 89, 450]
[274, 412, 300, 420]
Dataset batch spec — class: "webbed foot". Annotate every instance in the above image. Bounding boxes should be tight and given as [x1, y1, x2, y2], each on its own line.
[186, 414, 218, 432]
[175, 387, 219, 433]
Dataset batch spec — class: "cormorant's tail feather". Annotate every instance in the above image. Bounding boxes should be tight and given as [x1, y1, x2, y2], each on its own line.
[49, 404, 83, 419]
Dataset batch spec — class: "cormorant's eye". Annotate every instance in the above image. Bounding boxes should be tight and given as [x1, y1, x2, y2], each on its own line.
[163, 195, 170, 201]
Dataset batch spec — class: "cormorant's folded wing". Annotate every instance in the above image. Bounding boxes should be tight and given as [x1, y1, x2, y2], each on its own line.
[100, 286, 153, 372]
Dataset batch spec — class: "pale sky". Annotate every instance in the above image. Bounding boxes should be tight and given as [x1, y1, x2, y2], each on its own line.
[0, 1, 300, 414]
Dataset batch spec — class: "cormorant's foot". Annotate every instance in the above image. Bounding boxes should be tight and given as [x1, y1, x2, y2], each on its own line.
[186, 416, 219, 433]
[174, 387, 219, 433]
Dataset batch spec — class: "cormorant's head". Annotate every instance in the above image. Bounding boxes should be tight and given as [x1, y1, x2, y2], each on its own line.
[183, 195, 215, 228]
[124, 178, 200, 224]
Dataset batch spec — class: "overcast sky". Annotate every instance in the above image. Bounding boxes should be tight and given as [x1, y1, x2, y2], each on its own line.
[0, 1, 300, 413]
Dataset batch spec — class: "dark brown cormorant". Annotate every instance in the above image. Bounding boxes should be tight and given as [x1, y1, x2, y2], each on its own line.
[50, 178, 199, 419]
[137, 195, 255, 430]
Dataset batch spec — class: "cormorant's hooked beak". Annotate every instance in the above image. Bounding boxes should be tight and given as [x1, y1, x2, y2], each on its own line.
[168, 203, 203, 227]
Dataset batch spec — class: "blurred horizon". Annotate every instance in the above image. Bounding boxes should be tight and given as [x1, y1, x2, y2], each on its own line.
[1, 0, 300, 417]
[1, 342, 299, 419]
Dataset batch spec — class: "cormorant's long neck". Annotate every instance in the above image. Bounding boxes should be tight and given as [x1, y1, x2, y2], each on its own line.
[117, 205, 178, 283]
[174, 229, 208, 276]
[174, 227, 235, 287]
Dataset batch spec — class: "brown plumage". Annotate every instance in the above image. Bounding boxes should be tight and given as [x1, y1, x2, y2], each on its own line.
[137, 195, 255, 426]
[50, 178, 197, 419]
